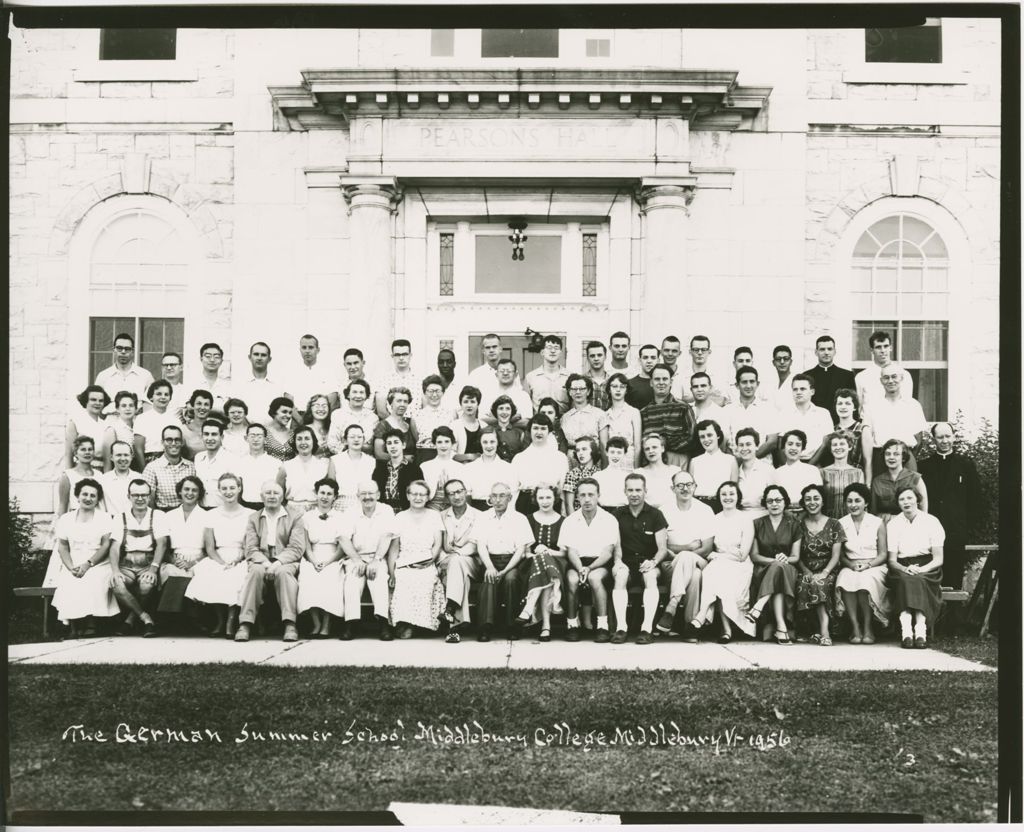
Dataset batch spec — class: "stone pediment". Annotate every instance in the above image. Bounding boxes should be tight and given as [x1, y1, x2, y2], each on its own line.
[269, 68, 771, 132]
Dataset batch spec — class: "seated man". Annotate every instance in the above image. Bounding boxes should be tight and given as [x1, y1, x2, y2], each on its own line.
[108, 478, 161, 637]
[611, 473, 670, 644]
[560, 478, 621, 643]
[656, 470, 715, 641]
[338, 481, 395, 640]
[235, 481, 305, 642]
[471, 482, 533, 642]
[438, 478, 483, 644]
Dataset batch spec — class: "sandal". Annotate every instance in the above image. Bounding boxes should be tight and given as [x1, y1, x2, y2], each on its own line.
[539, 628, 551, 643]
[862, 634, 876, 645]
[849, 635, 863, 645]
[445, 631, 461, 644]
[820, 636, 833, 646]
[803, 634, 822, 645]
[744, 609, 759, 626]
[774, 630, 792, 645]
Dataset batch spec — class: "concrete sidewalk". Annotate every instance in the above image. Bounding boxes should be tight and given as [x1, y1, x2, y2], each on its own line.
[8, 634, 993, 672]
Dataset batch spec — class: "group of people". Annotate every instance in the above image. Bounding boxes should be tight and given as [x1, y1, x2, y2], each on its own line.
[47, 328, 980, 649]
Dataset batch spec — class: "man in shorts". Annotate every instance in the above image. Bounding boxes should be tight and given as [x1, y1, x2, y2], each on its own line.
[108, 478, 161, 637]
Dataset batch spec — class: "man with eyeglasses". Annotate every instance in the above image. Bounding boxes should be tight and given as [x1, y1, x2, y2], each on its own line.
[767, 344, 795, 411]
[438, 478, 484, 643]
[374, 338, 418, 419]
[142, 425, 197, 511]
[656, 471, 715, 641]
[95, 332, 154, 412]
[159, 351, 187, 415]
[480, 358, 533, 425]
[561, 373, 610, 452]
[108, 478, 161, 637]
[339, 481, 395, 640]
[854, 330, 914, 420]
[523, 334, 571, 411]
[195, 342, 231, 418]
[860, 364, 929, 479]
[640, 364, 696, 467]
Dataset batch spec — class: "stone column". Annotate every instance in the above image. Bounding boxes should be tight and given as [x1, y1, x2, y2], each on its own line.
[341, 176, 402, 362]
[636, 177, 695, 341]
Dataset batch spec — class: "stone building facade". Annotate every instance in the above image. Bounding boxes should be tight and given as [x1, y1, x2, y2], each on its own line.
[8, 23, 1002, 515]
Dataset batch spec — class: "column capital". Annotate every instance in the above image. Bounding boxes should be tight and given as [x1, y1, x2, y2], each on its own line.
[340, 175, 403, 212]
[635, 176, 697, 214]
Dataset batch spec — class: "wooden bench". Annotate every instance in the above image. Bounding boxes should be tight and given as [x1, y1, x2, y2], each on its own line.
[12, 587, 56, 639]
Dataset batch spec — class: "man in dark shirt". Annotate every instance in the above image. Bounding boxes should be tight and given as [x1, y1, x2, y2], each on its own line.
[918, 422, 982, 588]
[611, 473, 670, 644]
[803, 335, 856, 422]
[626, 344, 660, 410]
[640, 363, 696, 467]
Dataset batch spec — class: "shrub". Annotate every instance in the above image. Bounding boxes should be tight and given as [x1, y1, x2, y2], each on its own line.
[5, 498, 45, 583]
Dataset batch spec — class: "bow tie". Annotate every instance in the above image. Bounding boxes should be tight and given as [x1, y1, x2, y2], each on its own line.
[318, 513, 329, 521]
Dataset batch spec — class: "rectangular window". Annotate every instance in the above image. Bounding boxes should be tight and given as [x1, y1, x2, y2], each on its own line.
[481, 29, 559, 58]
[852, 319, 948, 421]
[89, 316, 184, 381]
[431, 29, 455, 57]
[100, 28, 177, 61]
[439, 232, 455, 296]
[474, 235, 561, 294]
[865, 18, 941, 63]
[582, 233, 598, 296]
[585, 38, 611, 57]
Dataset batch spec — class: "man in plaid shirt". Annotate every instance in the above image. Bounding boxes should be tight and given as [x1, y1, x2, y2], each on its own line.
[143, 425, 197, 510]
[640, 364, 696, 467]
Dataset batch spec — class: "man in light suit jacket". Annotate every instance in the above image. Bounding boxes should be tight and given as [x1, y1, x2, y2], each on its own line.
[235, 480, 306, 642]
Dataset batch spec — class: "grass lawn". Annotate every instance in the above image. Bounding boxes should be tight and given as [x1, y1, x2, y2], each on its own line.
[8, 664, 998, 822]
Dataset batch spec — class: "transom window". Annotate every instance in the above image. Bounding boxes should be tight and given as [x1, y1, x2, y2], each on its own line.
[850, 213, 950, 420]
[481, 29, 559, 58]
[100, 28, 177, 61]
[865, 18, 941, 63]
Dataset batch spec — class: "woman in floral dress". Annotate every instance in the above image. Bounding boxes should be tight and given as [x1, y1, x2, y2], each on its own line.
[796, 483, 846, 645]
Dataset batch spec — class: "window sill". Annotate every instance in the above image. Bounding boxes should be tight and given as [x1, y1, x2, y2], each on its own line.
[842, 64, 968, 85]
[73, 61, 198, 82]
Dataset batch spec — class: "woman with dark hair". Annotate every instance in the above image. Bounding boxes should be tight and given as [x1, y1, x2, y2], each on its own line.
[264, 396, 297, 462]
[135, 380, 182, 464]
[820, 430, 865, 519]
[604, 372, 643, 467]
[561, 373, 610, 451]
[690, 481, 756, 643]
[372, 429, 425, 512]
[373, 387, 418, 462]
[816, 388, 865, 469]
[451, 385, 484, 463]
[537, 398, 569, 454]
[44, 436, 106, 590]
[181, 389, 216, 459]
[66, 385, 110, 470]
[297, 477, 346, 638]
[688, 419, 738, 511]
[101, 391, 145, 473]
[735, 428, 774, 519]
[327, 379, 378, 455]
[796, 483, 845, 645]
[387, 480, 445, 638]
[302, 394, 334, 459]
[773, 429, 822, 509]
[220, 398, 251, 455]
[52, 478, 119, 638]
[278, 425, 335, 513]
[870, 439, 928, 519]
[491, 395, 527, 462]
[745, 484, 801, 643]
[561, 436, 603, 515]
[411, 375, 454, 464]
[886, 485, 944, 648]
[836, 482, 890, 644]
[637, 432, 681, 510]
[154, 475, 208, 618]
[513, 484, 566, 642]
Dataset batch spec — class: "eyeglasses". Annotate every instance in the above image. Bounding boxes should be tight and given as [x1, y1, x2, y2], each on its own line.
[774, 356, 792, 362]
[765, 497, 785, 503]
[569, 386, 589, 393]
[674, 482, 696, 489]
[690, 347, 709, 353]
[163, 437, 183, 444]
[162, 362, 180, 368]
[129, 492, 150, 499]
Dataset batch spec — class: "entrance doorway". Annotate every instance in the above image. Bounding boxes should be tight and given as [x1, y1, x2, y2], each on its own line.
[467, 334, 559, 378]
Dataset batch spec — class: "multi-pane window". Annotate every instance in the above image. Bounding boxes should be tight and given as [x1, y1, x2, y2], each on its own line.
[89, 317, 184, 381]
[439, 232, 455, 296]
[481, 29, 559, 58]
[100, 28, 177, 60]
[582, 233, 598, 296]
[850, 213, 949, 420]
[865, 18, 941, 63]
[585, 38, 611, 57]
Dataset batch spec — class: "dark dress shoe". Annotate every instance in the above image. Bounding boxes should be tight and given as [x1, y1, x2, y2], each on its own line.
[340, 622, 357, 641]
[914, 637, 927, 649]
[565, 628, 582, 642]
[477, 629, 491, 643]
[379, 622, 395, 641]
[611, 629, 628, 644]
[594, 628, 611, 644]
[636, 631, 654, 645]
[901, 637, 914, 649]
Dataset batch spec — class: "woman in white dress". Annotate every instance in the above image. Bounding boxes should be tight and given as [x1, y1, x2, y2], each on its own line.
[327, 379, 378, 455]
[774, 429, 823, 510]
[691, 481, 756, 642]
[221, 398, 251, 456]
[387, 480, 445, 638]
[688, 419, 739, 511]
[604, 373, 643, 467]
[52, 478, 119, 637]
[101, 391, 145, 473]
[185, 473, 251, 638]
[297, 477, 346, 637]
[44, 436, 105, 589]
[836, 482, 890, 644]
[154, 475, 208, 619]
[134, 381, 181, 463]
[278, 426, 335, 514]
[637, 432, 680, 510]
[331, 424, 376, 513]
[735, 428, 774, 520]
[65, 385, 109, 471]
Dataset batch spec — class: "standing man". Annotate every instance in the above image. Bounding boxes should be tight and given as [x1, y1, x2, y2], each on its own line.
[855, 330, 914, 419]
[291, 334, 337, 417]
[860, 364, 930, 479]
[234, 342, 289, 426]
[559, 478, 621, 642]
[725, 347, 767, 404]
[772, 374, 834, 464]
[608, 331, 636, 375]
[142, 425, 197, 511]
[339, 347, 370, 412]
[766, 344, 795, 411]
[436, 347, 460, 412]
[196, 342, 231, 417]
[722, 367, 777, 456]
[235, 423, 281, 510]
[160, 351, 187, 415]
[660, 336, 683, 380]
[374, 339, 418, 418]
[640, 364, 696, 467]
[918, 423, 981, 589]
[236, 481, 305, 643]
[523, 334, 571, 411]
[656, 471, 715, 641]
[611, 473, 670, 644]
[95, 332, 154, 409]
[582, 341, 612, 410]
[438, 478, 484, 643]
[626, 344, 660, 410]
[339, 482, 395, 640]
[193, 420, 241, 508]
[480, 358, 533, 423]
[689, 372, 730, 438]
[803, 335, 857, 422]
[108, 478, 160, 637]
[101, 440, 136, 516]
[673, 335, 726, 404]
[467, 334, 503, 401]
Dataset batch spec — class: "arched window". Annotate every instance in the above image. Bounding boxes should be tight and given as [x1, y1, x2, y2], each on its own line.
[850, 213, 950, 420]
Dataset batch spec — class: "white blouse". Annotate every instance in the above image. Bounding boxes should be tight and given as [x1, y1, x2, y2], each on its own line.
[886, 511, 946, 560]
[839, 512, 883, 561]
